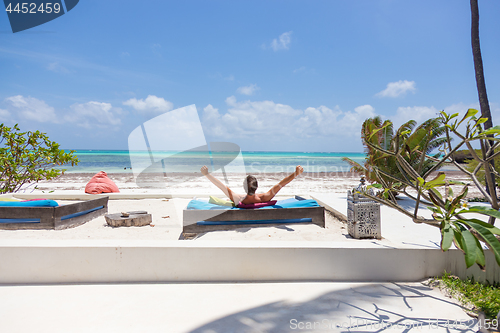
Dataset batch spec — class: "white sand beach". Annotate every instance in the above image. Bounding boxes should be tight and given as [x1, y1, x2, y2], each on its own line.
[0, 169, 484, 243]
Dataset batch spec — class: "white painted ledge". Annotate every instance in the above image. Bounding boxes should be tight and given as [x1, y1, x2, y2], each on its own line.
[0, 240, 498, 284]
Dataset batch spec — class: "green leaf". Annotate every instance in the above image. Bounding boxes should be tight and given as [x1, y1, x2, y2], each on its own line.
[445, 180, 466, 186]
[465, 108, 479, 119]
[461, 206, 500, 221]
[428, 206, 443, 215]
[480, 126, 500, 136]
[453, 228, 464, 251]
[400, 130, 411, 136]
[368, 184, 383, 189]
[441, 223, 454, 251]
[417, 177, 425, 187]
[368, 122, 393, 140]
[476, 118, 487, 125]
[461, 229, 479, 268]
[425, 172, 446, 189]
[450, 186, 468, 211]
[429, 187, 443, 201]
[461, 218, 500, 235]
[463, 220, 500, 267]
[456, 109, 479, 128]
[473, 236, 486, 269]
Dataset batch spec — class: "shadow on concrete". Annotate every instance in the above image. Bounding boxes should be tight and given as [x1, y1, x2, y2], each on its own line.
[401, 241, 441, 249]
[395, 197, 432, 214]
[194, 225, 297, 239]
[189, 283, 477, 332]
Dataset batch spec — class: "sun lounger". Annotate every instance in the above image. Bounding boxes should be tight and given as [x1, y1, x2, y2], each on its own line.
[182, 196, 325, 236]
[0, 197, 109, 230]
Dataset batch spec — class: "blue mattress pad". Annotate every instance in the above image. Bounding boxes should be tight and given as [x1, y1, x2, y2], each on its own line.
[187, 198, 319, 210]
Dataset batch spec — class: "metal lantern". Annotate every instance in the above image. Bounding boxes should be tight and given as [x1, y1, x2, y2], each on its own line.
[347, 177, 381, 239]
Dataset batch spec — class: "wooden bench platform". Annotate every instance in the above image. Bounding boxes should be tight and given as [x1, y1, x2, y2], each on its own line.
[0, 197, 109, 230]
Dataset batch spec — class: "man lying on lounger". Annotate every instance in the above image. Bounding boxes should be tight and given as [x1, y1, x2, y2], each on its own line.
[200, 165, 304, 205]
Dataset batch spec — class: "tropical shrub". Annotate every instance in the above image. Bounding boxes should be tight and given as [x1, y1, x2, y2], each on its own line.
[0, 123, 79, 193]
[343, 116, 446, 199]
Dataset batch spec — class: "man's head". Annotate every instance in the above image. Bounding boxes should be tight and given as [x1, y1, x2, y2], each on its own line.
[243, 175, 258, 195]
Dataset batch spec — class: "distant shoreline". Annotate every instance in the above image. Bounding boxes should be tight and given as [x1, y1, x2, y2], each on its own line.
[29, 168, 482, 199]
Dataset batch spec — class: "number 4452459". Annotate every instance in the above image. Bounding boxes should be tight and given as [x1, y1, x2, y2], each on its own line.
[5, 2, 61, 14]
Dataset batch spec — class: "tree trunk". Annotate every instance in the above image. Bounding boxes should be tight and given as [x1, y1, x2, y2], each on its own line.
[471, 0, 497, 224]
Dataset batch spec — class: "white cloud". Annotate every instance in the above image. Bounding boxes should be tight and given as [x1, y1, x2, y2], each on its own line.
[152, 43, 162, 57]
[270, 31, 292, 51]
[389, 102, 492, 129]
[293, 66, 306, 73]
[296, 104, 376, 138]
[65, 101, 122, 129]
[202, 96, 374, 145]
[237, 84, 260, 96]
[354, 104, 377, 118]
[47, 62, 71, 74]
[442, 102, 500, 126]
[203, 96, 303, 138]
[209, 73, 235, 81]
[442, 102, 479, 116]
[202, 104, 227, 137]
[202, 98, 499, 151]
[0, 108, 10, 121]
[293, 66, 315, 74]
[391, 106, 440, 128]
[123, 95, 173, 114]
[5, 95, 57, 122]
[376, 80, 416, 98]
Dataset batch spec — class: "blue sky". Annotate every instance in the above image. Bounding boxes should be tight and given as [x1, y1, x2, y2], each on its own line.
[1, 0, 499, 152]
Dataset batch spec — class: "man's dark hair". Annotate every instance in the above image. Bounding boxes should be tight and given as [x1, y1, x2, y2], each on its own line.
[244, 175, 258, 195]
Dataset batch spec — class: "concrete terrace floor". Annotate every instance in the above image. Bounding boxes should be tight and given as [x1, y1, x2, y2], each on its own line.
[0, 282, 478, 332]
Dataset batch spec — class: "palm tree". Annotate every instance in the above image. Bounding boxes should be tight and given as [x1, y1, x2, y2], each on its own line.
[342, 117, 446, 196]
[400, 118, 447, 175]
[342, 117, 400, 190]
[471, 0, 492, 129]
[470, 0, 497, 215]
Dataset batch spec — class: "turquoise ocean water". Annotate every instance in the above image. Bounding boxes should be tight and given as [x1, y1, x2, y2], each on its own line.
[57, 150, 366, 174]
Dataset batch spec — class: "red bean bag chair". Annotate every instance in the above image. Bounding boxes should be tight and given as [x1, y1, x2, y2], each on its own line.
[85, 171, 120, 194]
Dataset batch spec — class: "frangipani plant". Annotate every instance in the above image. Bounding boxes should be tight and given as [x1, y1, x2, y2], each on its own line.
[356, 110, 500, 269]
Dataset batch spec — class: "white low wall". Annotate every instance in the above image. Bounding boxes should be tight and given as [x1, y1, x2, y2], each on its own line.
[0, 240, 498, 284]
